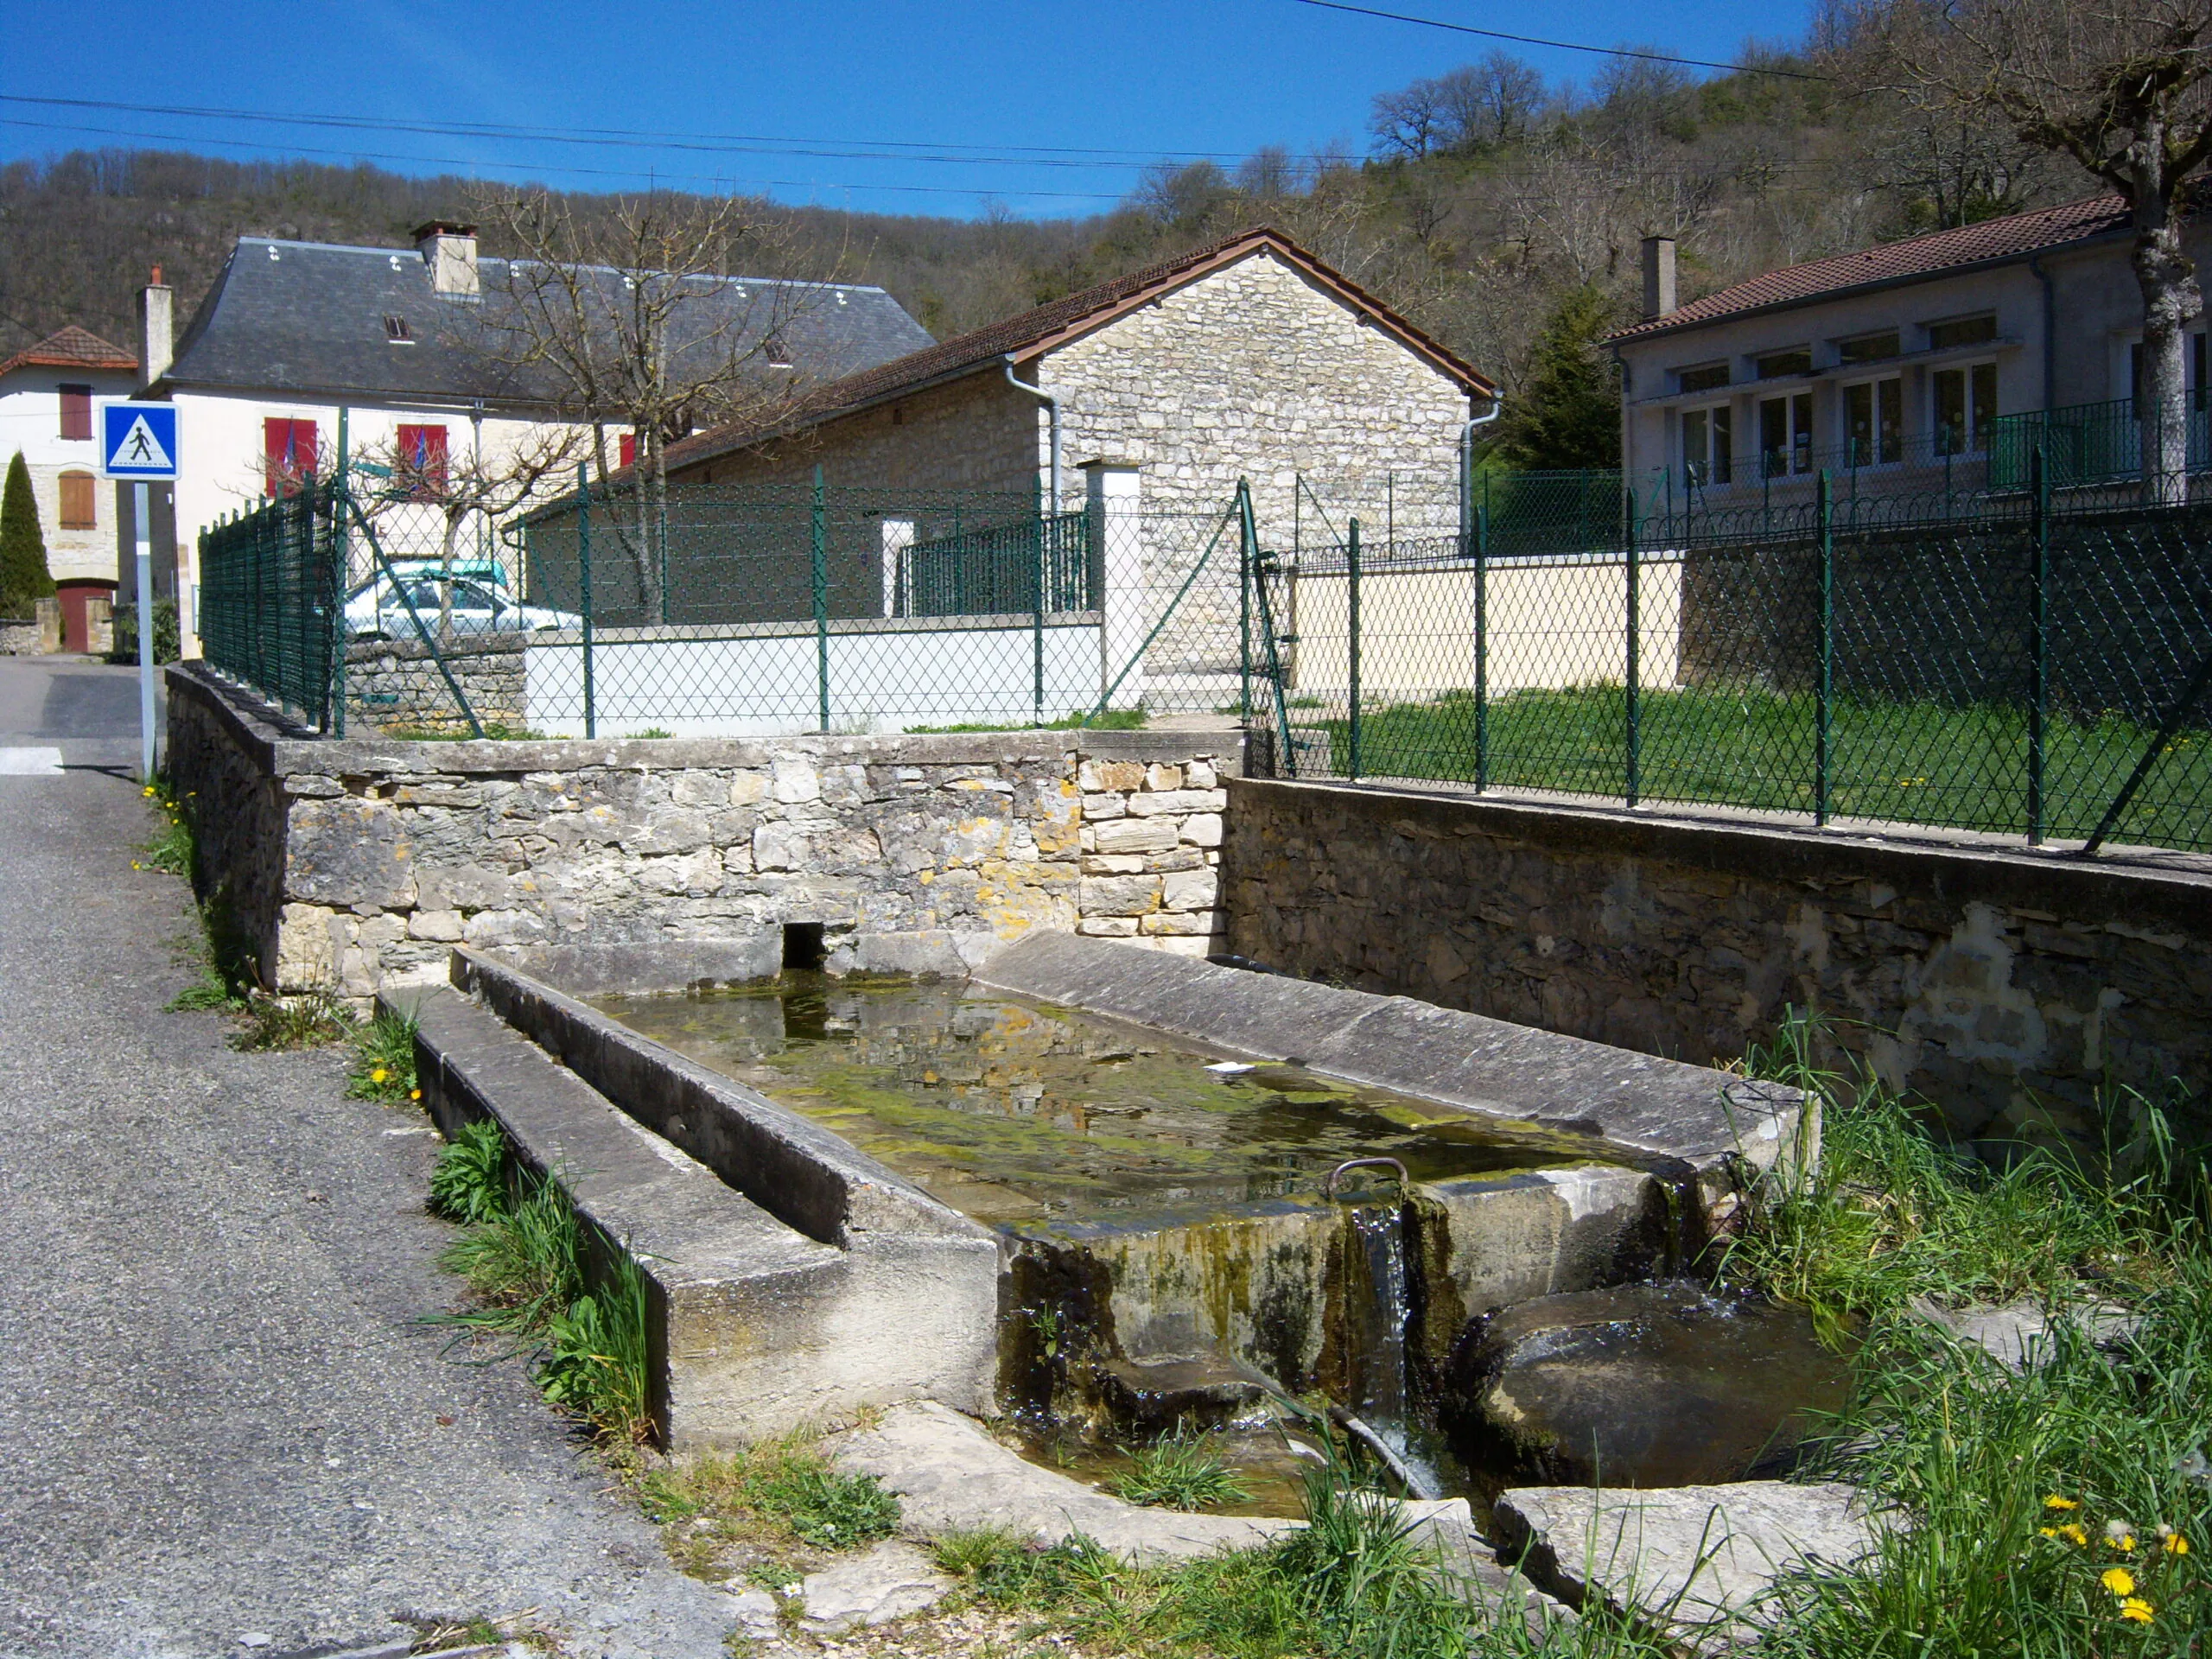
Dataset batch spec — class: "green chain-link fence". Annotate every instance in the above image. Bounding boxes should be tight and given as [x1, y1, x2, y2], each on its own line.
[192, 451, 2212, 854]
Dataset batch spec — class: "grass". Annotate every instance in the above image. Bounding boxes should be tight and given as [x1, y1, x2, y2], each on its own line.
[1311, 684, 2212, 850]
[429, 1124, 654, 1446]
[638, 1435, 901, 1581]
[906, 708, 1149, 734]
[232, 986, 354, 1050]
[347, 1004, 420, 1103]
[1715, 1010, 2212, 1655]
[1109, 1431, 1255, 1511]
[382, 721, 546, 741]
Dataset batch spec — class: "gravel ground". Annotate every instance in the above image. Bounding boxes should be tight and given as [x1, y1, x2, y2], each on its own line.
[0, 658, 734, 1658]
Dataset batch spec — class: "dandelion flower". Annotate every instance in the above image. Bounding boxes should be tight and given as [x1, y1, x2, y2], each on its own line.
[2039, 1527, 2059, 1539]
[2106, 1519, 2137, 1551]
[2045, 1496, 2081, 1511]
[2120, 1597, 2154, 1624]
[2059, 1523, 2089, 1546]
[2102, 1567, 2136, 1598]
[142, 786, 156, 798]
[370, 1067, 388, 1084]
[2157, 1526, 2189, 1557]
[410, 1089, 422, 1101]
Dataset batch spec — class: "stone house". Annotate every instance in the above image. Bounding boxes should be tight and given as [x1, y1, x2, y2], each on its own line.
[1610, 197, 2212, 507]
[139, 222, 934, 657]
[0, 326, 138, 650]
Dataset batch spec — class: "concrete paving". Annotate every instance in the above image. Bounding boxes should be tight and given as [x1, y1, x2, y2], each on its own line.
[0, 656, 733, 1657]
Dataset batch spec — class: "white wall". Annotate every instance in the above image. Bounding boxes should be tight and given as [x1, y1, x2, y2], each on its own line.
[0, 366, 138, 587]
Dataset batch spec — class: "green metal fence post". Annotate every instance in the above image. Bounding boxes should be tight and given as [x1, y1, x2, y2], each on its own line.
[329, 408, 348, 735]
[1347, 516, 1363, 782]
[1815, 470, 1833, 826]
[2028, 443, 2050, 843]
[1624, 487, 1641, 809]
[1238, 478, 1253, 724]
[811, 465, 830, 732]
[1474, 493, 1489, 792]
[577, 461, 595, 739]
[1033, 484, 1046, 726]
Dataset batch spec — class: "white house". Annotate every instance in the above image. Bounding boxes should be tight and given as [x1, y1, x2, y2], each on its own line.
[140, 221, 935, 655]
[0, 326, 138, 650]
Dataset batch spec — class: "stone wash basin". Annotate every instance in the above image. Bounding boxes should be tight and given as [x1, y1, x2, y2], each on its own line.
[417, 931, 1808, 1467]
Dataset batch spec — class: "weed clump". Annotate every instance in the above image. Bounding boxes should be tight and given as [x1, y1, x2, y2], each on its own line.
[429, 1123, 653, 1446]
[1109, 1431, 1254, 1511]
[348, 1004, 419, 1103]
[232, 987, 353, 1051]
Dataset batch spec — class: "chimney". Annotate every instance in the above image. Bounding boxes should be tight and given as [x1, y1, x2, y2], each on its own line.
[413, 220, 480, 298]
[137, 267, 174, 391]
[1641, 235, 1678, 321]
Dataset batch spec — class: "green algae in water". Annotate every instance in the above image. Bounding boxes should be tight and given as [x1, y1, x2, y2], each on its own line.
[594, 974, 1615, 1230]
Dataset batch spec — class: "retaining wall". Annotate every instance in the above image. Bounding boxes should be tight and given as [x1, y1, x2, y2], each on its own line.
[1222, 777, 2212, 1147]
[167, 661, 1238, 1000]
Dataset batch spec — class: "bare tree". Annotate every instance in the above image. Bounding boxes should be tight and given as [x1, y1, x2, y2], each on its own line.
[1438, 53, 1551, 146]
[353, 422, 588, 636]
[1878, 0, 2212, 500]
[467, 187, 836, 618]
[1371, 79, 1447, 158]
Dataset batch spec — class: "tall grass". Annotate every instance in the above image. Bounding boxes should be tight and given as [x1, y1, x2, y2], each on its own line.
[429, 1123, 653, 1445]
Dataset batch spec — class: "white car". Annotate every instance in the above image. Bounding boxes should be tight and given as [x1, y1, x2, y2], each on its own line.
[346, 573, 579, 639]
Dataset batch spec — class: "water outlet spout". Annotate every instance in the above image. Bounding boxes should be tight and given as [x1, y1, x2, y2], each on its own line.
[1323, 1156, 1410, 1202]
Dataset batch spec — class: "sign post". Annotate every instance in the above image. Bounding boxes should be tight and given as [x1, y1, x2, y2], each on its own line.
[96, 402, 180, 784]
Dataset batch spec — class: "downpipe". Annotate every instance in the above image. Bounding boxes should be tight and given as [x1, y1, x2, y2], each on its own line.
[1004, 358, 1061, 514]
[1458, 392, 1503, 543]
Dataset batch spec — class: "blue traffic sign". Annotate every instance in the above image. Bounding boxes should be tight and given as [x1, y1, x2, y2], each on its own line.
[98, 401, 179, 480]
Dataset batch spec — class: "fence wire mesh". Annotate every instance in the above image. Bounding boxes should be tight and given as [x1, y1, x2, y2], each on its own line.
[189, 455, 2212, 855]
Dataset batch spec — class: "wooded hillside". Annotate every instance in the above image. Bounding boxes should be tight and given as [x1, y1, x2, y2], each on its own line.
[0, 13, 2083, 461]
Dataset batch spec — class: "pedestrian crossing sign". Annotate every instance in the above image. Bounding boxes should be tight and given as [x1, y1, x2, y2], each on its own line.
[98, 401, 179, 480]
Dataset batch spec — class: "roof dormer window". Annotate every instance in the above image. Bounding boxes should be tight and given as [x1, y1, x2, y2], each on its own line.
[384, 315, 414, 344]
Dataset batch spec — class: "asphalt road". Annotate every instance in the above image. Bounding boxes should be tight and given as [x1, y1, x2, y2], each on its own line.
[0, 656, 733, 1657]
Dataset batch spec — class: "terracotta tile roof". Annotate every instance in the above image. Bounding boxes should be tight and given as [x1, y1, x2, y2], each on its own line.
[1607, 194, 2134, 342]
[658, 226, 1493, 477]
[0, 324, 137, 378]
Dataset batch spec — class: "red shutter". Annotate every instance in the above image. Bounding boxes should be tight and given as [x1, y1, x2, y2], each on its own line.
[397, 423, 448, 499]
[619, 432, 638, 470]
[264, 417, 318, 496]
[59, 385, 93, 441]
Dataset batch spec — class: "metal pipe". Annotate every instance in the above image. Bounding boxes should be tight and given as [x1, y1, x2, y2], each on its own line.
[1457, 392, 1503, 544]
[1004, 358, 1061, 515]
[1323, 1156, 1409, 1202]
[2029, 254, 2056, 416]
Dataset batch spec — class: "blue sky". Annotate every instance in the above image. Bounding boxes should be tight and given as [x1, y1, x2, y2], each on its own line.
[7, 0, 1814, 219]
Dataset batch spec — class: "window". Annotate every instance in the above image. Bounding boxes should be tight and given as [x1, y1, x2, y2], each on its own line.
[1933, 363, 1998, 454]
[1760, 391, 1815, 476]
[1681, 404, 1733, 486]
[1844, 377, 1903, 467]
[395, 423, 448, 500]
[1837, 331, 1900, 365]
[1927, 315, 1998, 351]
[1755, 348, 1813, 379]
[384, 315, 413, 344]
[264, 417, 319, 496]
[59, 471, 96, 529]
[1677, 363, 1730, 394]
[59, 384, 93, 440]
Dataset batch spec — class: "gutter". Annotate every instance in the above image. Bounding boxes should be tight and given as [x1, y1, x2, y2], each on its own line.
[1004, 357, 1063, 513]
[2029, 253, 2056, 412]
[1457, 389, 1504, 541]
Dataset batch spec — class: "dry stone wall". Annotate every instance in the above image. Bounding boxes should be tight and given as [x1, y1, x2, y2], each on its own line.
[1223, 776, 2212, 1150]
[168, 664, 1236, 1000]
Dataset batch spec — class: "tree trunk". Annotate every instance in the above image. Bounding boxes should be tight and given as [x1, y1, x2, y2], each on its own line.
[2131, 170, 2202, 507]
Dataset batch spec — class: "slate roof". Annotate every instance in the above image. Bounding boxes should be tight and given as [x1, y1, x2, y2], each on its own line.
[0, 325, 137, 378]
[160, 236, 935, 406]
[656, 226, 1494, 478]
[1607, 194, 2136, 343]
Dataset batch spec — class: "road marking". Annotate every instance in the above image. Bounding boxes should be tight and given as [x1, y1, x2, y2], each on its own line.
[0, 747, 63, 775]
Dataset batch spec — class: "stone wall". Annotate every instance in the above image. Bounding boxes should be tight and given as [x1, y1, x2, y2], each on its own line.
[1223, 777, 2212, 1148]
[344, 634, 527, 734]
[168, 662, 1237, 1000]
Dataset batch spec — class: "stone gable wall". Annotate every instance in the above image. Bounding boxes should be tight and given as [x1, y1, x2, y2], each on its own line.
[168, 663, 1236, 1000]
[1223, 776, 2212, 1150]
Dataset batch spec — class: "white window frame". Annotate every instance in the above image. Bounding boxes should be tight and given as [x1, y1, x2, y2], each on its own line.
[1758, 390, 1816, 478]
[1931, 359, 1999, 455]
[1680, 402, 1733, 487]
[1840, 374, 1904, 469]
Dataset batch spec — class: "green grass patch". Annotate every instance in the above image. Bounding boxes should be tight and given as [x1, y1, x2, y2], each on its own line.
[347, 1004, 420, 1103]
[906, 708, 1148, 733]
[1109, 1431, 1254, 1511]
[1315, 685, 2212, 849]
[382, 721, 547, 741]
[638, 1436, 899, 1581]
[232, 987, 354, 1051]
[430, 1125, 654, 1446]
